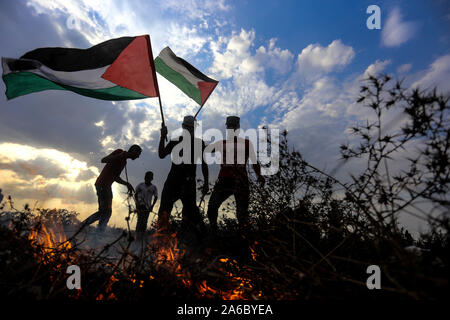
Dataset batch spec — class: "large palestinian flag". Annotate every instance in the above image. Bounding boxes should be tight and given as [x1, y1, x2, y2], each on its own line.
[2, 35, 159, 100]
[155, 47, 218, 106]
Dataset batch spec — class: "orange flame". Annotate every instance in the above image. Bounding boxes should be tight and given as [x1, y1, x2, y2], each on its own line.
[27, 217, 72, 262]
[20, 215, 263, 300]
[150, 231, 262, 300]
[195, 258, 262, 300]
[96, 275, 119, 300]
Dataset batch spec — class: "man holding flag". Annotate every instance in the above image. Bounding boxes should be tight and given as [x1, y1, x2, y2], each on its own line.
[154, 46, 219, 237]
[157, 116, 209, 238]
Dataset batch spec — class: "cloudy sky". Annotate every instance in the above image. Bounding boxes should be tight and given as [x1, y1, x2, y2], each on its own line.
[0, 0, 449, 230]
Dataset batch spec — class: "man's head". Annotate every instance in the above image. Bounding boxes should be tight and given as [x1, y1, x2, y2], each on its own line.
[226, 116, 240, 130]
[182, 115, 196, 134]
[144, 171, 153, 185]
[128, 144, 142, 160]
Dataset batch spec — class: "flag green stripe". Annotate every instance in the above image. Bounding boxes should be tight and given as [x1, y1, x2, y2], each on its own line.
[3, 72, 148, 100]
[154, 57, 201, 105]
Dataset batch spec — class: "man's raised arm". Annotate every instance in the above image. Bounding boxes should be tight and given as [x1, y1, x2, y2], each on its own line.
[158, 124, 172, 159]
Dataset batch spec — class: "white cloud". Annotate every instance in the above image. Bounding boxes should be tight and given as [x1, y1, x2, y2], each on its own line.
[363, 59, 392, 77]
[347, 59, 391, 119]
[411, 54, 450, 94]
[26, 0, 213, 57]
[210, 29, 260, 79]
[255, 38, 294, 75]
[203, 29, 299, 120]
[382, 7, 418, 47]
[273, 76, 348, 167]
[158, 0, 230, 21]
[205, 74, 276, 117]
[296, 40, 355, 79]
[27, 0, 130, 45]
[210, 30, 294, 79]
[397, 63, 412, 74]
[165, 24, 212, 58]
[273, 59, 392, 166]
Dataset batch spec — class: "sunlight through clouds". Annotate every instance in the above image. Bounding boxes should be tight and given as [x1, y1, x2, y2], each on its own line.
[1, 1, 448, 232]
[0, 142, 98, 211]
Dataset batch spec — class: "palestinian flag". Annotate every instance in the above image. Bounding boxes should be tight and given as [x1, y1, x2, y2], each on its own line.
[155, 47, 218, 106]
[2, 35, 159, 100]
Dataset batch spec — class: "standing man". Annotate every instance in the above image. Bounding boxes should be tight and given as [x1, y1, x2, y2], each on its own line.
[158, 115, 208, 234]
[134, 171, 158, 241]
[206, 116, 264, 231]
[82, 145, 142, 233]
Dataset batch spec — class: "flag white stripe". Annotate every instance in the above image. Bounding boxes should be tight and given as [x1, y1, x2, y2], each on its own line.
[2, 58, 116, 89]
[157, 47, 200, 87]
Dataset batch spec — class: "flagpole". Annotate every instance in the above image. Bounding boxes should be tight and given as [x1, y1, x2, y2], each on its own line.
[145, 35, 167, 139]
[158, 94, 165, 125]
[157, 94, 168, 142]
[194, 103, 204, 120]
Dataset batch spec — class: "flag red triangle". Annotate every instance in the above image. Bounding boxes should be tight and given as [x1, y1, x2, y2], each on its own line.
[102, 35, 159, 97]
[198, 81, 218, 106]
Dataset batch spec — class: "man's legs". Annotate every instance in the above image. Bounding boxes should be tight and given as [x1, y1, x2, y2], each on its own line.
[157, 178, 180, 231]
[82, 211, 102, 226]
[82, 185, 112, 233]
[234, 181, 250, 228]
[207, 178, 234, 230]
[135, 209, 150, 241]
[180, 177, 205, 234]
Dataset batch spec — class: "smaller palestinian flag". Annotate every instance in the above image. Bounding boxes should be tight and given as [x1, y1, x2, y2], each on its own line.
[155, 47, 218, 106]
[2, 35, 159, 100]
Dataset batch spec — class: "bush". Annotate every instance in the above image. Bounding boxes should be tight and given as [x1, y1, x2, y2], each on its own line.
[0, 74, 448, 301]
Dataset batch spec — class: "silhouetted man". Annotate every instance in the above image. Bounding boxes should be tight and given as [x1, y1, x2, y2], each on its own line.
[82, 145, 142, 233]
[135, 171, 158, 241]
[158, 116, 208, 233]
[206, 116, 264, 230]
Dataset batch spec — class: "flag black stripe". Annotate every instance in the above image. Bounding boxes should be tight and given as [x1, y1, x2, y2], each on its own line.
[5, 58, 42, 72]
[20, 37, 135, 72]
[177, 57, 217, 83]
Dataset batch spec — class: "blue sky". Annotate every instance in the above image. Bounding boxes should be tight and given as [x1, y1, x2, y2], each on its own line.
[0, 0, 448, 231]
